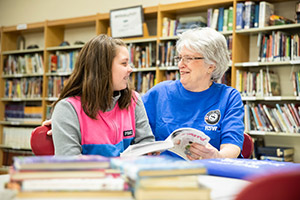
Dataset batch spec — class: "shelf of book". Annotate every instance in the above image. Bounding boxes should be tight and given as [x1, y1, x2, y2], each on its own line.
[242, 96, 300, 101]
[247, 130, 300, 137]
[0, 121, 42, 126]
[234, 0, 300, 162]
[235, 23, 300, 34]
[2, 48, 44, 55]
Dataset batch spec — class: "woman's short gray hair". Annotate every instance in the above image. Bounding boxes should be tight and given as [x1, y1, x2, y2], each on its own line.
[176, 27, 230, 81]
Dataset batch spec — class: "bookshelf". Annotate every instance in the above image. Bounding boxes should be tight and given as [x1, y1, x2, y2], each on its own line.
[233, 0, 300, 162]
[1, 0, 300, 171]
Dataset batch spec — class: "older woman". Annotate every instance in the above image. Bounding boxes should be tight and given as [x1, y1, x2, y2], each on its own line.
[142, 27, 244, 160]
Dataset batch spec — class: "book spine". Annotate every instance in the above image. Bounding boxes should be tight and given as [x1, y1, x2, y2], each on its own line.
[227, 6, 233, 31]
[236, 3, 244, 30]
[207, 8, 213, 28]
[222, 9, 229, 31]
[211, 9, 219, 30]
[254, 4, 259, 28]
[217, 7, 224, 31]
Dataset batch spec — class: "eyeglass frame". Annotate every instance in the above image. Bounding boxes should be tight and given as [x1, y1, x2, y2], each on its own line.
[173, 56, 205, 64]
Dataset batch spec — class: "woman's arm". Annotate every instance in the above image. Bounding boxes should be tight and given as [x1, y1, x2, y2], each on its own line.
[132, 92, 155, 144]
[51, 99, 82, 155]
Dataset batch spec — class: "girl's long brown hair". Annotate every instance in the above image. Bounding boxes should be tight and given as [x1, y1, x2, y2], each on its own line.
[52, 34, 133, 119]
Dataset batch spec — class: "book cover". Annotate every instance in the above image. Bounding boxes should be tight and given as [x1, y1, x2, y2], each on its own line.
[257, 146, 294, 157]
[244, 1, 255, 29]
[260, 155, 293, 162]
[10, 167, 120, 181]
[137, 175, 200, 190]
[227, 6, 233, 31]
[281, 105, 298, 133]
[135, 185, 210, 200]
[211, 8, 219, 30]
[222, 8, 229, 31]
[259, 1, 274, 28]
[13, 155, 110, 171]
[275, 104, 293, 133]
[236, 2, 245, 30]
[217, 7, 224, 31]
[193, 158, 300, 180]
[110, 155, 207, 181]
[20, 176, 128, 192]
[207, 8, 213, 28]
[16, 190, 132, 199]
[120, 127, 210, 160]
[254, 4, 259, 28]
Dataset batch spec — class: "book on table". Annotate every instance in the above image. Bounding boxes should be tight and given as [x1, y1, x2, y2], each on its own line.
[8, 155, 133, 199]
[111, 155, 209, 200]
[13, 155, 110, 171]
[111, 155, 207, 181]
[120, 127, 210, 160]
[134, 176, 211, 200]
[16, 191, 133, 199]
[9, 167, 120, 181]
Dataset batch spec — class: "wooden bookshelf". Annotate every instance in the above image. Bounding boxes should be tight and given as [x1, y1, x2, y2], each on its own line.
[1, 0, 300, 170]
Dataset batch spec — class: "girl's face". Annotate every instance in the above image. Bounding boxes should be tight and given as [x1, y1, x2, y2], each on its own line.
[112, 46, 133, 91]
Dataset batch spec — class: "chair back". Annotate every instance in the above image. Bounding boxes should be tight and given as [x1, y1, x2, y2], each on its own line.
[235, 169, 300, 200]
[30, 125, 54, 155]
[241, 133, 254, 159]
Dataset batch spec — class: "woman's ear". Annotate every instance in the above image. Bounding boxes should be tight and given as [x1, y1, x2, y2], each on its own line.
[208, 64, 216, 74]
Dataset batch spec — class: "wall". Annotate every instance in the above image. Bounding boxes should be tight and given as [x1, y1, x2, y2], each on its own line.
[0, 0, 190, 27]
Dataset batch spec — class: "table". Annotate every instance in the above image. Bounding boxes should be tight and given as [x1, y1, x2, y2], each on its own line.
[0, 174, 250, 200]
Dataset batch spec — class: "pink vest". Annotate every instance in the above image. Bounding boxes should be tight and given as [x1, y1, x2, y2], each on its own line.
[67, 95, 136, 156]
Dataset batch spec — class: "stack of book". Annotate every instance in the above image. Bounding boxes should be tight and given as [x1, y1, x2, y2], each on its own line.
[258, 146, 294, 162]
[111, 155, 211, 200]
[8, 155, 132, 199]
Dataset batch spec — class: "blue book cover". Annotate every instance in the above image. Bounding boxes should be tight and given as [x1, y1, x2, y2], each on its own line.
[236, 3, 245, 30]
[193, 158, 300, 180]
[217, 7, 224, 31]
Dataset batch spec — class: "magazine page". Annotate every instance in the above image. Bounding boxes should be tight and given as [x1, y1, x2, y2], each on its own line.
[120, 140, 174, 158]
[167, 128, 210, 160]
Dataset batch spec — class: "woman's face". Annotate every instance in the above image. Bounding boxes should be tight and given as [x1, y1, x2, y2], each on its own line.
[178, 46, 214, 92]
[112, 46, 133, 91]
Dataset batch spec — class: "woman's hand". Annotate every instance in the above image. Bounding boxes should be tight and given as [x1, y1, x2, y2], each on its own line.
[186, 142, 221, 160]
[186, 143, 241, 160]
[42, 119, 52, 135]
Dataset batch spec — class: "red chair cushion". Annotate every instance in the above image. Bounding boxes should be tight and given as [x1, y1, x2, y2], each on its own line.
[242, 133, 254, 159]
[235, 170, 300, 200]
[30, 126, 54, 155]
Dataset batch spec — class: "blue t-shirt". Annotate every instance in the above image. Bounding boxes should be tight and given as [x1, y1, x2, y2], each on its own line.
[142, 80, 244, 152]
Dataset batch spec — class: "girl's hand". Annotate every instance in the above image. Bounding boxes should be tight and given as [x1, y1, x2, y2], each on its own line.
[42, 119, 52, 135]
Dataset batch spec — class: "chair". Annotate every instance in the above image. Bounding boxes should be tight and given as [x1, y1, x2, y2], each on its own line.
[241, 133, 254, 159]
[235, 169, 300, 200]
[30, 125, 54, 155]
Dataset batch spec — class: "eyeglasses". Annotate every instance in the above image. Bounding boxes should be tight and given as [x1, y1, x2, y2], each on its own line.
[173, 56, 205, 64]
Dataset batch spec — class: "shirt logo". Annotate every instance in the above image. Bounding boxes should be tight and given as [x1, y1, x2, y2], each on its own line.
[205, 110, 221, 125]
[123, 130, 133, 137]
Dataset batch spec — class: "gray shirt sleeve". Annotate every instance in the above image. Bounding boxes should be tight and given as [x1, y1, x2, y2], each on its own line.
[51, 99, 82, 155]
[133, 93, 155, 144]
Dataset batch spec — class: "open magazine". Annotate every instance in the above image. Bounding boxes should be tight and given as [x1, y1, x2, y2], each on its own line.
[120, 127, 210, 160]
